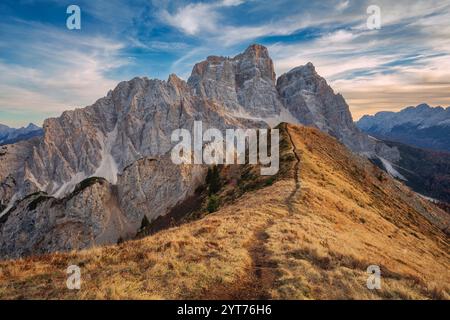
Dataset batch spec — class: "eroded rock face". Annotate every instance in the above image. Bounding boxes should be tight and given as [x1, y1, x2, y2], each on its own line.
[1, 75, 260, 205]
[188, 45, 399, 161]
[117, 157, 206, 224]
[0, 138, 41, 211]
[0, 181, 118, 258]
[276, 63, 400, 160]
[0, 44, 401, 258]
[0, 157, 207, 259]
[188, 44, 283, 117]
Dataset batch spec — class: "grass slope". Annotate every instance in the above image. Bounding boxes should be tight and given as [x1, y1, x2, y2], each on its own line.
[0, 124, 448, 299]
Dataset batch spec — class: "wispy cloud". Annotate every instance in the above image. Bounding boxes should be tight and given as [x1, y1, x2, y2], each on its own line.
[161, 0, 245, 36]
[0, 0, 449, 126]
[333, 54, 450, 119]
[0, 19, 129, 126]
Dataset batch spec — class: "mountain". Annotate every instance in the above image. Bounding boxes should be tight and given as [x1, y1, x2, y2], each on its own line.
[0, 76, 260, 257]
[0, 123, 43, 146]
[0, 124, 448, 299]
[0, 44, 429, 259]
[356, 104, 450, 152]
[188, 45, 398, 160]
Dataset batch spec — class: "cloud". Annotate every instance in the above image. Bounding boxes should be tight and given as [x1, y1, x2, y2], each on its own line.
[332, 54, 450, 119]
[161, 0, 245, 35]
[157, 0, 450, 119]
[1, 0, 449, 126]
[337, 0, 350, 11]
[0, 19, 129, 126]
[261, 1, 450, 118]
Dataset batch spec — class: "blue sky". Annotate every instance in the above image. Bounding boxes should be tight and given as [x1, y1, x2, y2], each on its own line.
[1, 0, 450, 127]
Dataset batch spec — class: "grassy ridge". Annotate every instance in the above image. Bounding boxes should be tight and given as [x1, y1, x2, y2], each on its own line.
[0, 124, 448, 299]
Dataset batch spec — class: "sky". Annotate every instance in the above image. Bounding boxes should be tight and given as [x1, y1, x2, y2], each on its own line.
[1, 0, 450, 127]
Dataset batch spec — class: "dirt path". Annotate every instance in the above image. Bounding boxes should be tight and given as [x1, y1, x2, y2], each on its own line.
[246, 219, 278, 299]
[285, 124, 302, 214]
[244, 125, 303, 298]
[200, 219, 279, 300]
[202, 125, 303, 299]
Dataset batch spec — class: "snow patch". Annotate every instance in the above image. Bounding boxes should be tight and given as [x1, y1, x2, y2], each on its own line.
[0, 193, 18, 218]
[26, 172, 44, 190]
[378, 157, 407, 181]
[92, 125, 119, 184]
[50, 126, 119, 199]
[417, 193, 439, 203]
[52, 172, 87, 198]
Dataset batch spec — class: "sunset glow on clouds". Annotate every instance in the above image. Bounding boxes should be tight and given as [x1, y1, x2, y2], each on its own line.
[0, 0, 449, 126]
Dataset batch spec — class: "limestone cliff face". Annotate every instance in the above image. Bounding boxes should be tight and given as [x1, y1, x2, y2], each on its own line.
[188, 44, 283, 117]
[188, 45, 398, 160]
[1, 75, 258, 202]
[276, 63, 399, 159]
[0, 157, 206, 259]
[26, 76, 204, 196]
[0, 44, 400, 258]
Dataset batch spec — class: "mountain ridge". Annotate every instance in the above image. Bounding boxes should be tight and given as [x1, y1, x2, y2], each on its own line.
[356, 103, 450, 152]
[0, 123, 43, 146]
[0, 124, 447, 299]
[0, 45, 397, 207]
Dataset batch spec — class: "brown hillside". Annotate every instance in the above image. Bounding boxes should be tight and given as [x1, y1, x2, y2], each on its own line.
[0, 124, 448, 299]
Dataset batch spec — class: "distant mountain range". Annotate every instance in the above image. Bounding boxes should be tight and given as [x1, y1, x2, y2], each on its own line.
[0, 123, 43, 146]
[356, 104, 450, 153]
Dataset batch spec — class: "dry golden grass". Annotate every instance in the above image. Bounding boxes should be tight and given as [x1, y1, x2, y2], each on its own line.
[0, 182, 290, 299]
[266, 125, 449, 299]
[0, 124, 448, 299]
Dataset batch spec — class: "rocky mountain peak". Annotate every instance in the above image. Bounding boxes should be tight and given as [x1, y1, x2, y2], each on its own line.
[1, 44, 399, 207]
[237, 44, 276, 83]
[415, 103, 431, 110]
[244, 43, 270, 56]
[277, 62, 326, 96]
[356, 103, 450, 152]
[168, 73, 188, 93]
[188, 44, 281, 117]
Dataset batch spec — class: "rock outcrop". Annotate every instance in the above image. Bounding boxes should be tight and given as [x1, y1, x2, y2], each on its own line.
[0, 157, 206, 259]
[188, 44, 283, 117]
[276, 62, 399, 160]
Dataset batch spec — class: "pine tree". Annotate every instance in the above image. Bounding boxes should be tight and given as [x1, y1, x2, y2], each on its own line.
[207, 195, 220, 213]
[207, 165, 222, 195]
[140, 215, 151, 230]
